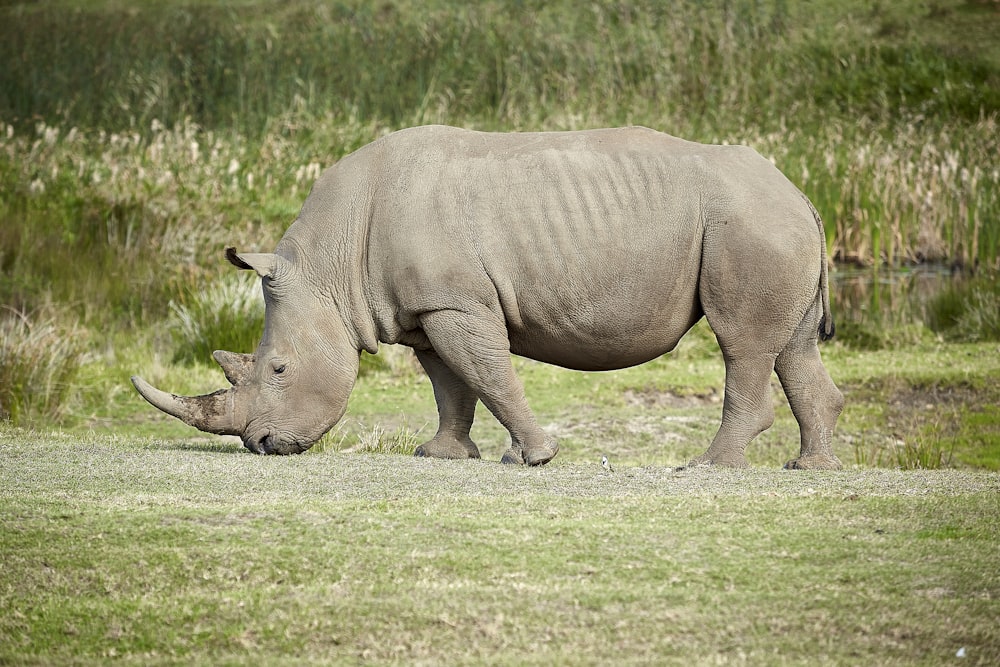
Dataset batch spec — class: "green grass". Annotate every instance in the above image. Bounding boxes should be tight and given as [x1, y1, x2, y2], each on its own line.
[2, 426, 999, 665]
[61, 329, 1000, 473]
[2, 3, 1000, 659]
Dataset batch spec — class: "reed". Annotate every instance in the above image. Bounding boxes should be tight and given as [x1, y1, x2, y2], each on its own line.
[741, 117, 1000, 269]
[0, 307, 86, 424]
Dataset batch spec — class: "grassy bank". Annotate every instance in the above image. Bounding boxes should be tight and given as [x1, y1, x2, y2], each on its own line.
[2, 426, 998, 665]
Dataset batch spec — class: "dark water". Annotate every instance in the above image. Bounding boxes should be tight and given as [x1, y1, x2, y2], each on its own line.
[830, 265, 959, 338]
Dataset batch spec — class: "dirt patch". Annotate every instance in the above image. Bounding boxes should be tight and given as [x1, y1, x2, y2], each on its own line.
[885, 384, 983, 413]
[875, 383, 993, 435]
[623, 387, 722, 408]
[845, 379, 996, 422]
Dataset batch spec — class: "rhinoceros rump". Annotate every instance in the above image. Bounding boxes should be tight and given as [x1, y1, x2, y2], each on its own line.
[133, 125, 844, 469]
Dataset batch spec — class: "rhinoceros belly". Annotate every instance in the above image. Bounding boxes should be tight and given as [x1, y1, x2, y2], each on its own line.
[473, 152, 705, 371]
[500, 259, 704, 371]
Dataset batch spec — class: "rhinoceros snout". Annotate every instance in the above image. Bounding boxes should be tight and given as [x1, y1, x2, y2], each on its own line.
[245, 433, 310, 456]
[244, 434, 268, 455]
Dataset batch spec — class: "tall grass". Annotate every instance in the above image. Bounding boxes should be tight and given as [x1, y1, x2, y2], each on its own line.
[0, 1, 800, 133]
[712, 117, 1000, 269]
[169, 272, 265, 365]
[0, 307, 86, 424]
[167, 259, 415, 374]
[3, 1, 997, 135]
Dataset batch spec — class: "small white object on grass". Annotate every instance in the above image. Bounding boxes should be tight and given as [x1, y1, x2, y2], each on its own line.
[601, 455, 614, 473]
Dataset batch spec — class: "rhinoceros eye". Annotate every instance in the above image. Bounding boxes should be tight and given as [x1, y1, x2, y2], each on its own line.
[272, 361, 287, 375]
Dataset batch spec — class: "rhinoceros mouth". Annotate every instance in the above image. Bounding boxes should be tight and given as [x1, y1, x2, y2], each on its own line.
[245, 432, 310, 455]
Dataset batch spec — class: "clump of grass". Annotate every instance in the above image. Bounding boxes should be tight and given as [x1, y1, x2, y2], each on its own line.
[853, 433, 954, 470]
[169, 272, 264, 365]
[854, 406, 959, 470]
[346, 424, 422, 456]
[896, 436, 956, 470]
[0, 307, 87, 424]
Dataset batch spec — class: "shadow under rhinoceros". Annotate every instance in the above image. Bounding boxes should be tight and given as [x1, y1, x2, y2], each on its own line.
[143, 436, 246, 454]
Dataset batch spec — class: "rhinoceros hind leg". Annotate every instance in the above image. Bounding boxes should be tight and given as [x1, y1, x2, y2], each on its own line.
[775, 307, 844, 471]
[414, 349, 482, 459]
[687, 354, 776, 468]
[418, 308, 559, 466]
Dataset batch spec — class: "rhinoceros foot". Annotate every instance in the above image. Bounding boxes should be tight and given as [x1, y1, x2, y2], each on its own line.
[500, 438, 559, 466]
[414, 435, 481, 459]
[686, 451, 751, 469]
[783, 454, 843, 470]
[524, 437, 559, 466]
[500, 446, 524, 465]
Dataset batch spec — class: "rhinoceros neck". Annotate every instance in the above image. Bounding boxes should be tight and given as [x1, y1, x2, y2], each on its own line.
[280, 196, 380, 355]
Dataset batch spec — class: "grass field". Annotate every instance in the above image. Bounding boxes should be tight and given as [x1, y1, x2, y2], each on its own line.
[2, 0, 1000, 663]
[5, 329, 1000, 663]
[3, 426, 999, 665]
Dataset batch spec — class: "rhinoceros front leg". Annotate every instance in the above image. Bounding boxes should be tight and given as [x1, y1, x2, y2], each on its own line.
[413, 349, 482, 459]
[417, 308, 559, 466]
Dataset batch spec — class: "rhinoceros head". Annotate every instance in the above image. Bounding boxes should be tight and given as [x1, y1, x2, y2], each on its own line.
[132, 246, 360, 454]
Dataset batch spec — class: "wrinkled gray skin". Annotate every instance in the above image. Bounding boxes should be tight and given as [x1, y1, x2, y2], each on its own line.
[133, 125, 844, 469]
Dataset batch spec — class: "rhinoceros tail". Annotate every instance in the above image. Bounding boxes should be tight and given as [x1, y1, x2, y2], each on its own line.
[804, 196, 835, 341]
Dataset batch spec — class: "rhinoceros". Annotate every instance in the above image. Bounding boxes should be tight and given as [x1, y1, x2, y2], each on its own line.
[133, 125, 844, 469]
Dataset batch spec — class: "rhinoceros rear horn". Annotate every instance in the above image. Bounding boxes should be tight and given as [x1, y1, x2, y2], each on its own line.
[131, 376, 243, 436]
[213, 350, 255, 386]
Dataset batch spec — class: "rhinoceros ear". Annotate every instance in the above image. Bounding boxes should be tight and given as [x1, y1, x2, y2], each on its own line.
[225, 247, 289, 279]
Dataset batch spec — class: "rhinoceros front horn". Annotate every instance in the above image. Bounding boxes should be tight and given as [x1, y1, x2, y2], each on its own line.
[130, 376, 243, 436]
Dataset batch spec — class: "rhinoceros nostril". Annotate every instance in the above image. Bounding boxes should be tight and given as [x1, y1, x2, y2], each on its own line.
[243, 434, 268, 455]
